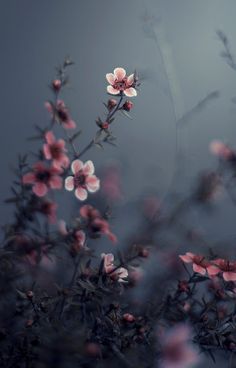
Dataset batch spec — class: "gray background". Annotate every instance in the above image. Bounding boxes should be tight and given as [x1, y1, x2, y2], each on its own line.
[1, 0, 236, 240]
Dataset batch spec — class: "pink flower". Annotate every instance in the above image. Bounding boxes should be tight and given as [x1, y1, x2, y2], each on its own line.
[123, 313, 135, 322]
[101, 253, 128, 282]
[106, 67, 137, 97]
[43, 131, 69, 169]
[45, 99, 76, 129]
[65, 159, 100, 201]
[210, 258, 236, 281]
[210, 140, 234, 160]
[70, 230, 86, 255]
[159, 325, 199, 368]
[179, 252, 210, 275]
[23, 162, 63, 197]
[80, 205, 117, 243]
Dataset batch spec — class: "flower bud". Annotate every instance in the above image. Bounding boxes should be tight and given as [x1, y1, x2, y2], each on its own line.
[123, 313, 135, 322]
[101, 122, 109, 130]
[52, 79, 62, 91]
[26, 290, 34, 299]
[107, 99, 117, 110]
[123, 100, 133, 111]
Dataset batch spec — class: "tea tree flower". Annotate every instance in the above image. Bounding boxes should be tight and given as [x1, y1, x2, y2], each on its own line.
[179, 252, 210, 275]
[43, 131, 69, 169]
[106, 67, 137, 97]
[65, 159, 100, 201]
[101, 253, 128, 282]
[210, 258, 236, 281]
[23, 162, 63, 197]
[45, 99, 76, 129]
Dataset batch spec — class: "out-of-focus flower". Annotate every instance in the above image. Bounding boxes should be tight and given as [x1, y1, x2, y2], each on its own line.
[210, 258, 236, 281]
[101, 252, 128, 282]
[101, 164, 123, 202]
[65, 160, 100, 201]
[23, 162, 62, 197]
[106, 67, 137, 97]
[122, 100, 134, 111]
[194, 171, 221, 202]
[80, 204, 117, 243]
[58, 220, 86, 254]
[45, 99, 76, 129]
[158, 325, 199, 368]
[43, 131, 69, 169]
[37, 198, 57, 223]
[210, 140, 235, 160]
[179, 252, 210, 275]
[178, 280, 190, 293]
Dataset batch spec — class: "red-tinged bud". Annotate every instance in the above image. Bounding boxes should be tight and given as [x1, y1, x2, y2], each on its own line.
[229, 342, 236, 351]
[25, 319, 34, 328]
[123, 313, 135, 322]
[139, 248, 149, 258]
[107, 99, 117, 110]
[85, 342, 101, 357]
[178, 280, 190, 293]
[26, 290, 34, 299]
[101, 122, 109, 130]
[123, 100, 133, 111]
[52, 79, 62, 91]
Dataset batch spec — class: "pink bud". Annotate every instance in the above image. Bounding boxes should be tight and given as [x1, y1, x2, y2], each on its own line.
[52, 79, 62, 91]
[123, 100, 133, 111]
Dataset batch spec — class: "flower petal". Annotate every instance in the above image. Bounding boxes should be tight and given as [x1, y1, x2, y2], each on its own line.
[71, 159, 83, 174]
[179, 254, 193, 263]
[63, 119, 76, 129]
[43, 144, 52, 160]
[114, 67, 126, 81]
[33, 183, 48, 197]
[127, 73, 134, 86]
[107, 85, 120, 95]
[193, 264, 206, 275]
[22, 172, 36, 184]
[50, 176, 62, 189]
[124, 87, 137, 97]
[86, 175, 100, 192]
[223, 272, 236, 281]
[75, 187, 88, 201]
[106, 73, 115, 85]
[65, 176, 74, 191]
[45, 131, 55, 144]
[83, 160, 95, 175]
[207, 265, 220, 277]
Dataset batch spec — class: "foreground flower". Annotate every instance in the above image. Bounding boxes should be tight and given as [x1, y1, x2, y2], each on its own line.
[80, 204, 117, 242]
[23, 162, 62, 197]
[43, 131, 69, 169]
[106, 67, 137, 97]
[210, 258, 236, 281]
[159, 325, 199, 368]
[179, 252, 213, 276]
[65, 160, 100, 200]
[101, 253, 128, 282]
[45, 99, 76, 129]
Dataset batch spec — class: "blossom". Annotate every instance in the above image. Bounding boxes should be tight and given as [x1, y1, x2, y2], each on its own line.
[80, 204, 117, 242]
[65, 160, 100, 201]
[101, 253, 128, 282]
[210, 258, 236, 281]
[179, 252, 210, 275]
[45, 99, 76, 129]
[210, 140, 234, 160]
[43, 131, 69, 169]
[23, 162, 62, 197]
[159, 325, 199, 368]
[106, 67, 137, 97]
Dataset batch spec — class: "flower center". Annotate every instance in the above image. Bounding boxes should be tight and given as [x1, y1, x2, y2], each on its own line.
[36, 170, 51, 183]
[74, 173, 86, 188]
[50, 144, 61, 158]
